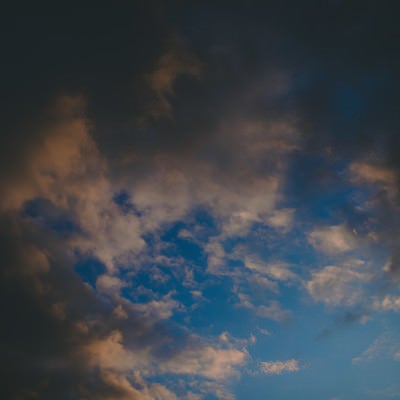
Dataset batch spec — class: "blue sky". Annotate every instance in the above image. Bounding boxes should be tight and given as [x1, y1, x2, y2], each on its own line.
[1, 3, 400, 400]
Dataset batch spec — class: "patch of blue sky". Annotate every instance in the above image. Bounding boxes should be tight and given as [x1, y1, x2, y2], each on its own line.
[22, 197, 81, 238]
[74, 257, 107, 288]
[237, 320, 388, 399]
[181, 277, 251, 336]
[112, 189, 142, 216]
[285, 157, 366, 224]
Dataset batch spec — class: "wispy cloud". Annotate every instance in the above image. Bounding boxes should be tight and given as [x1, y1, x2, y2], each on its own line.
[260, 359, 301, 375]
[352, 333, 400, 364]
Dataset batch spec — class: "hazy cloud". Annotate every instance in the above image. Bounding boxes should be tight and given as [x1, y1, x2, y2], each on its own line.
[260, 359, 300, 375]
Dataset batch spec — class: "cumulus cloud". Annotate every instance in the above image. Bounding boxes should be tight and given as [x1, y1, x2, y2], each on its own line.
[306, 261, 370, 307]
[0, 95, 255, 399]
[308, 224, 358, 255]
[84, 327, 248, 384]
[1, 96, 146, 275]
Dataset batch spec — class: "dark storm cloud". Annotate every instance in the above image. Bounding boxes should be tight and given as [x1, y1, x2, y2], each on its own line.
[1, 2, 168, 182]
[4, 1, 399, 164]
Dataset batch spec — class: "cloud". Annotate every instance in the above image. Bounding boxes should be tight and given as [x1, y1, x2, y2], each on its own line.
[372, 295, 400, 312]
[236, 291, 291, 322]
[129, 295, 181, 320]
[308, 224, 358, 255]
[244, 258, 297, 282]
[97, 275, 128, 296]
[158, 343, 248, 380]
[260, 359, 300, 374]
[306, 261, 370, 307]
[349, 162, 397, 187]
[352, 333, 400, 364]
[84, 326, 247, 383]
[1, 95, 146, 274]
[144, 34, 202, 120]
[265, 208, 296, 233]
[255, 301, 291, 322]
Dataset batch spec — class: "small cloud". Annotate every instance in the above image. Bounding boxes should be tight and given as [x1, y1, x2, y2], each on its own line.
[308, 224, 357, 254]
[147, 383, 179, 400]
[236, 290, 291, 322]
[159, 342, 248, 381]
[349, 162, 397, 187]
[130, 294, 181, 320]
[113, 304, 128, 319]
[260, 359, 300, 374]
[244, 257, 296, 282]
[96, 274, 127, 296]
[143, 35, 201, 120]
[352, 333, 400, 364]
[256, 301, 291, 322]
[306, 262, 370, 307]
[257, 327, 271, 336]
[265, 208, 295, 233]
[372, 295, 400, 312]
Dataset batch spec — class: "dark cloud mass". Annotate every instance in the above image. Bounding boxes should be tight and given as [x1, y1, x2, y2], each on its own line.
[1, 2, 400, 399]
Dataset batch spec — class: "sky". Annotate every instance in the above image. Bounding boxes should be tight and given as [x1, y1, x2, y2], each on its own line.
[1, 2, 400, 399]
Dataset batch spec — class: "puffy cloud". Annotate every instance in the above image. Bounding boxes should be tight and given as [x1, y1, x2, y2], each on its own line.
[97, 275, 128, 296]
[306, 261, 370, 307]
[260, 359, 300, 374]
[129, 295, 181, 320]
[159, 343, 248, 380]
[1, 96, 145, 274]
[308, 224, 357, 255]
[84, 327, 247, 383]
